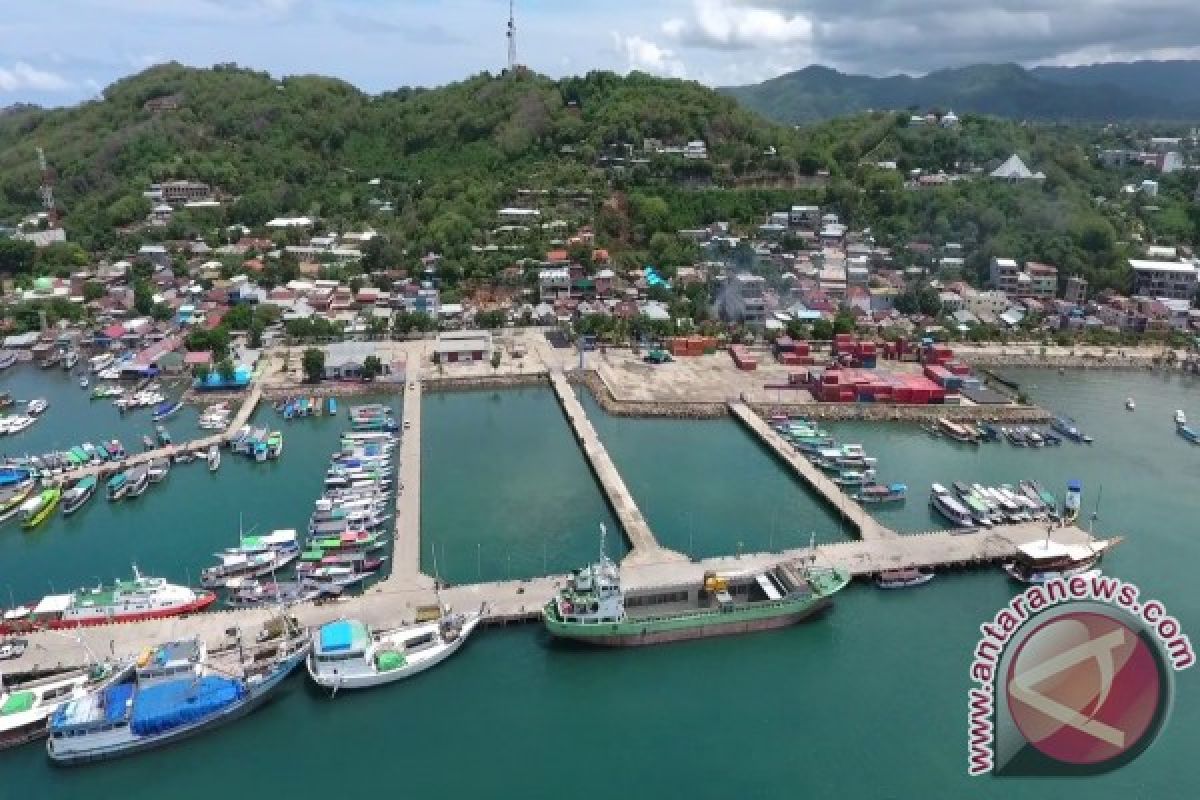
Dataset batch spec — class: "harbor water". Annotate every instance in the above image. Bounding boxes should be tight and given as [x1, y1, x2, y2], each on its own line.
[1, 369, 1197, 797]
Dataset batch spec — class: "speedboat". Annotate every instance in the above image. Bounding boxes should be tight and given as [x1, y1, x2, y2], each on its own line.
[26, 398, 48, 416]
[1176, 410, 1187, 427]
[1125, 397, 1135, 411]
[207, 445, 221, 472]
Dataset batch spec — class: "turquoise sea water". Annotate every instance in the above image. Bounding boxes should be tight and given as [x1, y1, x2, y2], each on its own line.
[421, 387, 621, 584]
[0, 368, 1196, 797]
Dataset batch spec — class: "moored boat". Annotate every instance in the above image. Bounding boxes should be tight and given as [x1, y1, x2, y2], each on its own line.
[207, 444, 220, 472]
[307, 605, 485, 692]
[20, 487, 61, 529]
[0, 567, 216, 634]
[62, 476, 98, 515]
[1003, 539, 1109, 584]
[0, 662, 122, 751]
[875, 569, 935, 589]
[930, 483, 975, 528]
[125, 466, 150, 498]
[46, 627, 309, 764]
[542, 525, 849, 647]
[151, 400, 183, 422]
[26, 398, 49, 416]
[1063, 479, 1082, 523]
[106, 472, 129, 501]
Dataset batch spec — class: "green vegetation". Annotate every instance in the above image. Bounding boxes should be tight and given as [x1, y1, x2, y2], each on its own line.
[361, 354, 382, 381]
[0, 62, 1193, 307]
[301, 347, 325, 383]
[721, 62, 1200, 125]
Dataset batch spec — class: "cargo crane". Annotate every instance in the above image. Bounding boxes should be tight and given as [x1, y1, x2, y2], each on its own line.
[36, 147, 58, 228]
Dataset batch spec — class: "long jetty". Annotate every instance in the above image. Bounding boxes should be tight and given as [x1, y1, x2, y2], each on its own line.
[1, 377, 1123, 677]
[43, 383, 265, 483]
[728, 401, 895, 541]
[549, 370, 685, 565]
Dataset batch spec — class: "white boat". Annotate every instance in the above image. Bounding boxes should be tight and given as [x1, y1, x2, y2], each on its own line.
[207, 445, 221, 472]
[307, 607, 484, 691]
[62, 351, 79, 370]
[26, 399, 48, 416]
[0, 663, 122, 750]
[930, 483, 975, 528]
[1175, 410, 1187, 426]
[1125, 397, 1135, 411]
[88, 353, 114, 373]
[1003, 539, 1109, 584]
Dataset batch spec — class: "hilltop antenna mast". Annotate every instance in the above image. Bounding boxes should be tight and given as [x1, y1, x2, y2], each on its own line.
[36, 147, 58, 228]
[506, 0, 517, 73]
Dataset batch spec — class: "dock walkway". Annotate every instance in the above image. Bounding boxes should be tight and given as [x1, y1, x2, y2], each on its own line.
[0, 376, 1124, 679]
[729, 402, 896, 541]
[549, 371, 684, 565]
[44, 383, 264, 483]
[392, 368, 430, 586]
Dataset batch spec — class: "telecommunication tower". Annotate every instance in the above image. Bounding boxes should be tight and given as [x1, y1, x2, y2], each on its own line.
[506, 0, 517, 72]
[36, 147, 58, 228]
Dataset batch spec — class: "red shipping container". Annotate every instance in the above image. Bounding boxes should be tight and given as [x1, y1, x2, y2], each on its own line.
[794, 342, 811, 356]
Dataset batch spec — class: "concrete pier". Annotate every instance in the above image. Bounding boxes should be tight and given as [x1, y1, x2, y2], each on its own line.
[729, 401, 896, 541]
[44, 384, 264, 484]
[392, 368, 431, 587]
[548, 370, 685, 565]
[0, 373, 1124, 679]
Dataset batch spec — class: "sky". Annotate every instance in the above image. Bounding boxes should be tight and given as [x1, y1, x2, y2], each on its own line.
[4, 0, 1200, 107]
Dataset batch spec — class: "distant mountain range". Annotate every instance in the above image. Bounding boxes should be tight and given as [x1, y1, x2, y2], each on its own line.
[721, 61, 1200, 124]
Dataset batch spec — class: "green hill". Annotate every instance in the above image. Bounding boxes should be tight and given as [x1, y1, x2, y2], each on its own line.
[0, 63, 1195, 299]
[0, 64, 803, 253]
[721, 62, 1200, 124]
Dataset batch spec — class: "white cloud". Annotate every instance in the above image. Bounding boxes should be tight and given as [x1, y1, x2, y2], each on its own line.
[0, 62, 72, 92]
[665, 0, 813, 50]
[613, 33, 687, 78]
[654, 0, 1200, 76]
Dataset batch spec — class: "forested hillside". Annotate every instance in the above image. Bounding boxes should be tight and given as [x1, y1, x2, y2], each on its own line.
[722, 62, 1200, 124]
[0, 64, 1196, 295]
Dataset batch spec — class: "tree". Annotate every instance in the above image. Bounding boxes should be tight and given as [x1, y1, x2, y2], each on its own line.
[475, 309, 507, 329]
[151, 303, 172, 322]
[361, 354, 382, 381]
[248, 321, 264, 349]
[0, 239, 36, 274]
[216, 357, 236, 383]
[302, 347, 325, 383]
[133, 280, 154, 315]
[82, 281, 105, 302]
[490, 350, 502, 372]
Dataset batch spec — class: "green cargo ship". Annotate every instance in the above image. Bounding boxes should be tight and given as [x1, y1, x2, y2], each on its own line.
[543, 527, 851, 647]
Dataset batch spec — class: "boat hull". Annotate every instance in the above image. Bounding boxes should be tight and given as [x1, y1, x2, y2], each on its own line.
[47, 648, 305, 765]
[544, 596, 832, 647]
[307, 617, 480, 691]
[0, 593, 216, 635]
